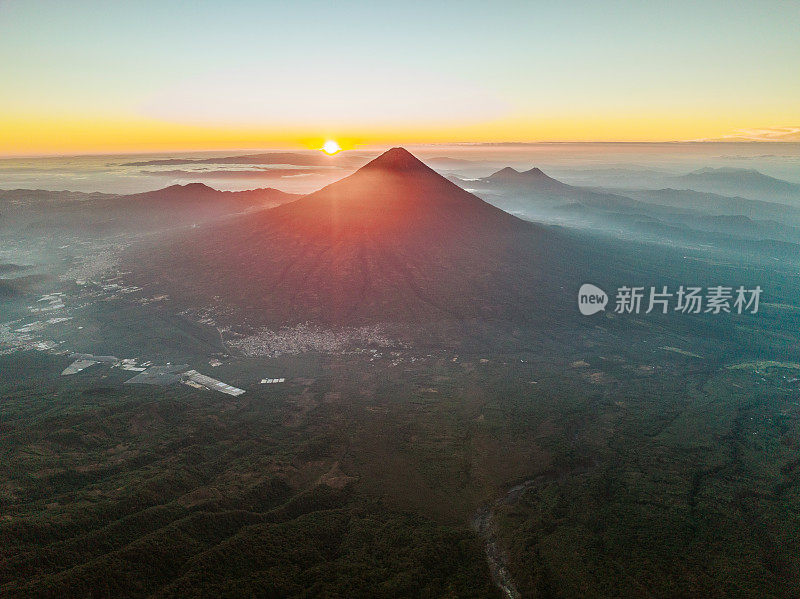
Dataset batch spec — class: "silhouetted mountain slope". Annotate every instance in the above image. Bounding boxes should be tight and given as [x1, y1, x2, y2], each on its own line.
[0, 274, 48, 298]
[0, 263, 30, 275]
[127, 149, 584, 327]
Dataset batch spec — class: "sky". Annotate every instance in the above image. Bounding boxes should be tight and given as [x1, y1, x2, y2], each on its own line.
[1, 0, 799, 155]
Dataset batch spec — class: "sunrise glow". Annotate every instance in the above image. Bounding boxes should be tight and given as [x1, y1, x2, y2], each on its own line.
[322, 140, 341, 155]
[0, 2, 798, 154]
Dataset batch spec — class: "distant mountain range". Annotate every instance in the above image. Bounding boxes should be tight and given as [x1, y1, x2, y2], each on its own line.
[667, 167, 800, 203]
[453, 165, 800, 262]
[490, 165, 800, 205]
[623, 188, 800, 226]
[126, 148, 582, 327]
[456, 166, 646, 213]
[420, 156, 477, 168]
[139, 168, 335, 180]
[122, 152, 372, 169]
[0, 183, 300, 236]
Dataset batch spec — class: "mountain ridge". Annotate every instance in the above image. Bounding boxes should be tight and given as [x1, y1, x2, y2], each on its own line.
[126, 148, 581, 328]
[668, 167, 800, 202]
[0, 184, 301, 236]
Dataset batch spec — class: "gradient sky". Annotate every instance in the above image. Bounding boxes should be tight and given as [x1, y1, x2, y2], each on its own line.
[1, 0, 799, 154]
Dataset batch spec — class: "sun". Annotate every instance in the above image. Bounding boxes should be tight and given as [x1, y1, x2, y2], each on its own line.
[322, 140, 341, 155]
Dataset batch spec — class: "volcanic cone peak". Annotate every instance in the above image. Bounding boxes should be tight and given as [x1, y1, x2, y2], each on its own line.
[360, 147, 433, 173]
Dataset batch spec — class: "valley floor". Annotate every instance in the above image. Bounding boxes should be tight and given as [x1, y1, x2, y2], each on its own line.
[2, 313, 800, 597]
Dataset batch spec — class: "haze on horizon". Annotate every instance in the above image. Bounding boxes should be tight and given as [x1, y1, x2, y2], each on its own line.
[1, 0, 799, 155]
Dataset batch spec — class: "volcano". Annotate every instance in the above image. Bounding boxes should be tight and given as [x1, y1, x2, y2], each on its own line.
[484, 166, 567, 192]
[127, 148, 582, 327]
[462, 166, 645, 213]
